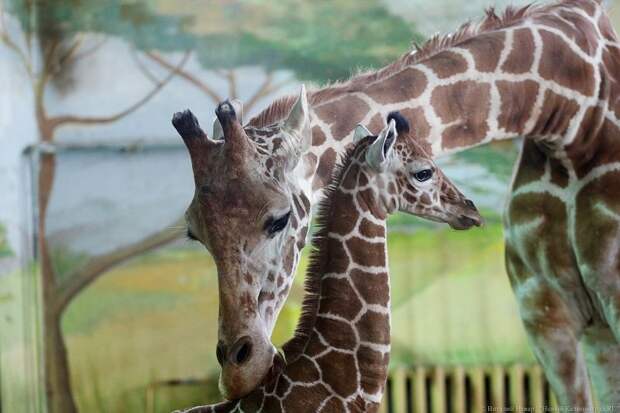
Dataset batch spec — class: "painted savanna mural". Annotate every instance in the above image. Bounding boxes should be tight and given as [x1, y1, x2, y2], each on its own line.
[3, 0, 620, 412]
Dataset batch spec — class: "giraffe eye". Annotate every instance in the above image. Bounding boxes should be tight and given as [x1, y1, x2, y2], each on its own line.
[186, 228, 199, 241]
[413, 169, 433, 182]
[265, 211, 291, 236]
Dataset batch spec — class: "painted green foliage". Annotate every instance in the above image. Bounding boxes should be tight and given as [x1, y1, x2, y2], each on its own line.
[183, 0, 425, 82]
[7, 0, 422, 83]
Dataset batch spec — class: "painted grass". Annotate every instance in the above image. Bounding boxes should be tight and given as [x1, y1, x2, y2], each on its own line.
[57, 222, 533, 411]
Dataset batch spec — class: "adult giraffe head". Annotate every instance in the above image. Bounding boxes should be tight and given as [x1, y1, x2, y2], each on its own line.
[173, 86, 313, 399]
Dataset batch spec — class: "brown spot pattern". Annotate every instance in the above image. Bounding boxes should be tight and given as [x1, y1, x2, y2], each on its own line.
[350, 270, 389, 307]
[312, 125, 326, 146]
[286, 356, 320, 383]
[538, 30, 595, 96]
[432, 81, 491, 149]
[282, 383, 330, 412]
[507, 192, 574, 277]
[314, 96, 370, 140]
[345, 237, 386, 267]
[366, 67, 427, 104]
[530, 90, 580, 137]
[357, 345, 389, 395]
[398, 107, 431, 144]
[575, 171, 620, 272]
[356, 311, 390, 345]
[316, 351, 358, 397]
[313, 147, 338, 191]
[319, 397, 345, 412]
[423, 50, 468, 78]
[315, 316, 358, 350]
[459, 31, 505, 72]
[305, 332, 328, 357]
[359, 218, 384, 238]
[319, 277, 363, 320]
[367, 113, 385, 135]
[497, 80, 539, 134]
[502, 28, 535, 73]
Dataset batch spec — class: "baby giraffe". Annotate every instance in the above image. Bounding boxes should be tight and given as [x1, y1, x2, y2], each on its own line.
[176, 112, 482, 413]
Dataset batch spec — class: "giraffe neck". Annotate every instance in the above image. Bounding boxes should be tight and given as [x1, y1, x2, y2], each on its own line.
[252, 0, 615, 199]
[280, 145, 391, 408]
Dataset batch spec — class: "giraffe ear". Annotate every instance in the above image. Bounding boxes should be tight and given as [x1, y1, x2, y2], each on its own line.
[230, 99, 244, 124]
[352, 124, 371, 143]
[212, 118, 224, 140]
[283, 84, 311, 153]
[365, 119, 397, 172]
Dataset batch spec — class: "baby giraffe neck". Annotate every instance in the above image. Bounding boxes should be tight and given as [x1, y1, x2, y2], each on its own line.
[281, 156, 392, 411]
[311, 176, 391, 408]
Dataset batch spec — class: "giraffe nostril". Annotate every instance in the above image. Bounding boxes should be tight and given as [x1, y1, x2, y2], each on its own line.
[216, 341, 226, 366]
[230, 336, 253, 365]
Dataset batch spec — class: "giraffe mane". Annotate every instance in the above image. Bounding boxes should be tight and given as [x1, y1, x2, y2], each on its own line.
[281, 138, 372, 362]
[248, 0, 595, 129]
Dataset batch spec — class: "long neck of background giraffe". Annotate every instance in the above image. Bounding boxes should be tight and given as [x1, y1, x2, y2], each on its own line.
[297, 11, 604, 194]
[282, 154, 391, 402]
[313, 35, 593, 152]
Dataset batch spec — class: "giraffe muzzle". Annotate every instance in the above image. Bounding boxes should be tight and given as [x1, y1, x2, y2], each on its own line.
[447, 198, 483, 230]
[216, 336, 254, 366]
[217, 327, 276, 400]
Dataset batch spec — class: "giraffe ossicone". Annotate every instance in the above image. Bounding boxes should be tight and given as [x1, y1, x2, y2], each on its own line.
[175, 112, 481, 413]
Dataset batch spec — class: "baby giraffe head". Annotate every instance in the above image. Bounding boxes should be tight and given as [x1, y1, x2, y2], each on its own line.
[353, 112, 483, 228]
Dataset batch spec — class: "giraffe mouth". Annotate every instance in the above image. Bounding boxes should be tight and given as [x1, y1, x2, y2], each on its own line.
[450, 214, 484, 230]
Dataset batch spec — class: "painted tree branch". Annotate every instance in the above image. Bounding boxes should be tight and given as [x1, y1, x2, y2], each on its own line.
[145, 51, 223, 104]
[244, 72, 274, 113]
[70, 36, 107, 64]
[132, 49, 162, 86]
[244, 74, 294, 114]
[54, 35, 84, 74]
[48, 50, 191, 130]
[54, 218, 185, 314]
[0, 7, 33, 77]
[226, 69, 237, 100]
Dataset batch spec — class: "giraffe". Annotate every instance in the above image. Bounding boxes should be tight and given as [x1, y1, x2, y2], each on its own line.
[177, 0, 620, 406]
[174, 112, 482, 413]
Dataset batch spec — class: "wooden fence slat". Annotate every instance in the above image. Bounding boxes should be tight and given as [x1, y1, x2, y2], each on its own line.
[529, 365, 544, 413]
[491, 365, 505, 409]
[412, 367, 427, 413]
[452, 366, 466, 413]
[431, 367, 446, 413]
[469, 367, 485, 413]
[392, 368, 408, 413]
[509, 364, 524, 409]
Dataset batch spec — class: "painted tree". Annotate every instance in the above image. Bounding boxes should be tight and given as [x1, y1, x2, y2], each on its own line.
[1, 0, 421, 411]
[1, 1, 192, 411]
[145, 0, 423, 114]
